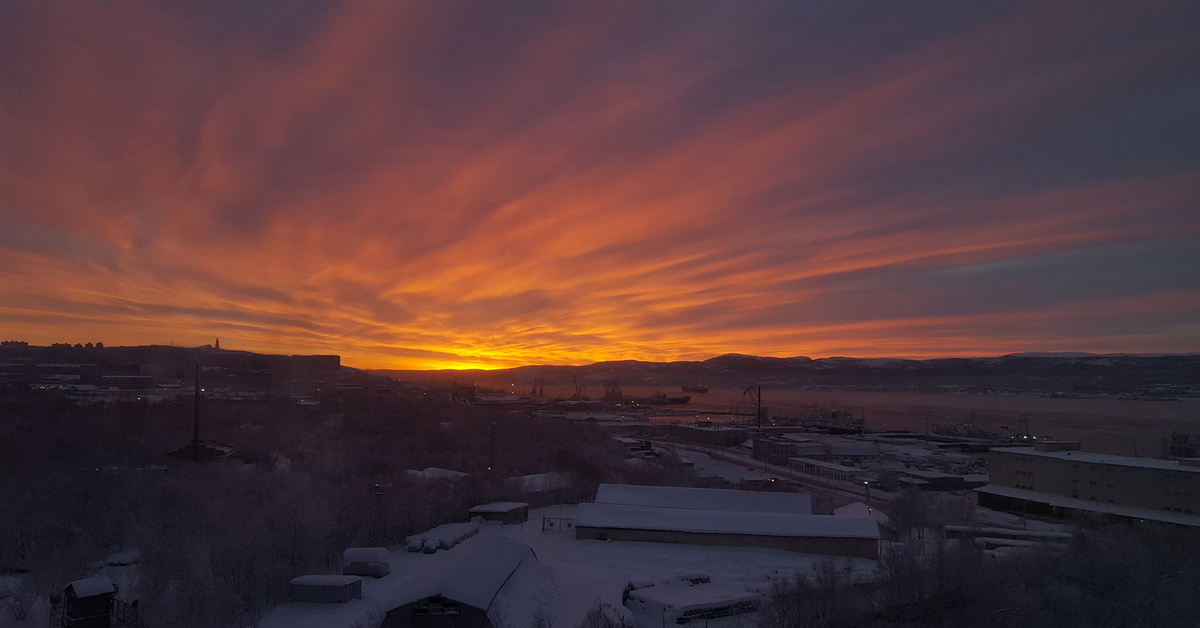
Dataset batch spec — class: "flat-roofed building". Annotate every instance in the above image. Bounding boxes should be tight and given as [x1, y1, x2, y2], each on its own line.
[595, 483, 811, 514]
[577, 484, 875, 558]
[575, 503, 879, 559]
[978, 444, 1200, 526]
[788, 457, 866, 483]
[663, 424, 749, 447]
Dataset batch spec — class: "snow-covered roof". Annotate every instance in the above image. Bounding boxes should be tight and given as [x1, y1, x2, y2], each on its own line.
[576, 503, 879, 539]
[67, 577, 115, 598]
[291, 575, 362, 586]
[469, 501, 529, 514]
[902, 469, 958, 480]
[833, 501, 892, 527]
[384, 535, 535, 610]
[485, 551, 556, 627]
[828, 443, 880, 456]
[788, 457, 863, 474]
[994, 447, 1200, 473]
[975, 484, 1200, 527]
[595, 484, 812, 514]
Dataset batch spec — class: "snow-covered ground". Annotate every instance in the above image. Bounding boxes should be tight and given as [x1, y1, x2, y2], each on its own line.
[260, 503, 878, 628]
[505, 505, 876, 628]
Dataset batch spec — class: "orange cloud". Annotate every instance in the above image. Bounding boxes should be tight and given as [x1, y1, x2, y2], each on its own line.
[1, 2, 1197, 368]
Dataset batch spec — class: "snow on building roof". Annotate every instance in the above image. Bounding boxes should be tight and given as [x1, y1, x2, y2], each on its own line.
[595, 483, 812, 514]
[833, 501, 892, 527]
[291, 575, 362, 586]
[486, 550, 556, 627]
[469, 501, 529, 514]
[828, 442, 881, 456]
[576, 503, 879, 539]
[788, 457, 864, 474]
[995, 447, 1200, 473]
[975, 484, 1200, 527]
[384, 535, 536, 610]
[66, 577, 116, 598]
[903, 469, 957, 480]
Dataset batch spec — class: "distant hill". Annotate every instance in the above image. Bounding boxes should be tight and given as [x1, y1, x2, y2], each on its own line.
[371, 353, 1200, 398]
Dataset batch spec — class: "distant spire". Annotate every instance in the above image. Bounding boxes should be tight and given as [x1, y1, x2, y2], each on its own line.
[215, 338, 220, 350]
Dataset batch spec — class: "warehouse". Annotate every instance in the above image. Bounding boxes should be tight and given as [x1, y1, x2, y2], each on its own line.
[594, 483, 812, 514]
[574, 502, 879, 559]
[577, 484, 876, 559]
[381, 535, 548, 628]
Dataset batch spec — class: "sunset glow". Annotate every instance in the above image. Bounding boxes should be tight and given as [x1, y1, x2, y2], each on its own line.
[2, 2, 1198, 369]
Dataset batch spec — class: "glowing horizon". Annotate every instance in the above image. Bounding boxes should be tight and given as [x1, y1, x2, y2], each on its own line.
[2, 3, 1198, 371]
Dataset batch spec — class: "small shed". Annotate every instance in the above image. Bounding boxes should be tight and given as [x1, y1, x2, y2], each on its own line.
[468, 501, 529, 525]
[289, 575, 363, 603]
[343, 547, 390, 578]
[63, 577, 116, 628]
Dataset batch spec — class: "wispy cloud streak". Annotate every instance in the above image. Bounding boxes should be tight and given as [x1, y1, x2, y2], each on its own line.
[1, 2, 1197, 367]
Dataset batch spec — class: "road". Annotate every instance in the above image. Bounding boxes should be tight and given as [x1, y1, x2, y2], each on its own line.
[652, 439, 896, 507]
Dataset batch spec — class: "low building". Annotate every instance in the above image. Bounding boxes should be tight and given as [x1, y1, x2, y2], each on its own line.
[343, 547, 391, 578]
[788, 457, 866, 483]
[576, 484, 874, 558]
[753, 435, 881, 466]
[468, 502, 529, 525]
[662, 424, 749, 447]
[899, 469, 984, 491]
[61, 577, 117, 628]
[289, 575, 363, 603]
[574, 502, 879, 559]
[752, 437, 803, 465]
[381, 536, 548, 628]
[595, 483, 812, 514]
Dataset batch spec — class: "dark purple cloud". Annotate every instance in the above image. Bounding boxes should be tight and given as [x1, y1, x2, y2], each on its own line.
[0, 1, 1197, 368]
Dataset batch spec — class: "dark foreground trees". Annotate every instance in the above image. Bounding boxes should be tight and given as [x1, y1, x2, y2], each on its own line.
[759, 522, 1200, 628]
[0, 388, 635, 627]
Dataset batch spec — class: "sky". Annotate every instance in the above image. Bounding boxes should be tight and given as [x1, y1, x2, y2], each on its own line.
[2, 2, 1198, 370]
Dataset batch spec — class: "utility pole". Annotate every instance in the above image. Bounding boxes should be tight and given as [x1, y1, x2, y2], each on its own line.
[757, 385, 763, 430]
[372, 483, 390, 547]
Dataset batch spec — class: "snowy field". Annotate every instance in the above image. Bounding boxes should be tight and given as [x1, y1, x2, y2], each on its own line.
[260, 503, 877, 628]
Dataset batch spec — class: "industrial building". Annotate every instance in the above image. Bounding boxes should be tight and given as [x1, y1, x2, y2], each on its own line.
[977, 442, 1200, 526]
[594, 483, 812, 513]
[575, 484, 878, 559]
[753, 435, 881, 466]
